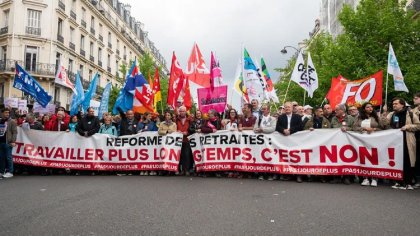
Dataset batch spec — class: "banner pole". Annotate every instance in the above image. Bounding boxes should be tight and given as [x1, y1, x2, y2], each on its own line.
[303, 90, 306, 105]
[282, 78, 292, 104]
[383, 72, 389, 113]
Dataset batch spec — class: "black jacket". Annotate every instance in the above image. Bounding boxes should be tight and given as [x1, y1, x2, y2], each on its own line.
[77, 115, 100, 136]
[118, 108, 138, 136]
[275, 114, 303, 135]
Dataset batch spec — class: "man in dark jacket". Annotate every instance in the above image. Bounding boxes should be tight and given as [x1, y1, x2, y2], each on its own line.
[275, 102, 303, 136]
[275, 102, 303, 183]
[77, 107, 100, 137]
[0, 108, 18, 178]
[118, 108, 138, 136]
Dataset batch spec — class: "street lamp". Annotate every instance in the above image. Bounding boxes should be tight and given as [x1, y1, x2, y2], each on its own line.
[280, 46, 302, 55]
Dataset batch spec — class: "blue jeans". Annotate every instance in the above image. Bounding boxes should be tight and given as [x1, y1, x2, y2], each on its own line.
[0, 143, 13, 173]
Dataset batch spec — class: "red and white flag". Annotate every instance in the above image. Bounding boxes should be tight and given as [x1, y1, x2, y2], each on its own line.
[185, 43, 210, 88]
[167, 52, 186, 109]
[55, 65, 75, 92]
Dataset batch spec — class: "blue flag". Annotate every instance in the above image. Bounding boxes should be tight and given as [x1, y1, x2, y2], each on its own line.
[98, 82, 112, 118]
[70, 72, 85, 116]
[112, 59, 138, 114]
[82, 72, 99, 111]
[13, 63, 52, 107]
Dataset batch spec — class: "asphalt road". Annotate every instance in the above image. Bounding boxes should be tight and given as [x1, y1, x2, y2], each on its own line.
[0, 175, 419, 236]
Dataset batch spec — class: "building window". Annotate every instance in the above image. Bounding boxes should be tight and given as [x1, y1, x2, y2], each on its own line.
[89, 69, 92, 81]
[54, 87, 60, 103]
[4, 10, 9, 27]
[68, 59, 73, 73]
[91, 16, 95, 28]
[79, 64, 84, 77]
[70, 27, 74, 43]
[27, 9, 41, 29]
[66, 90, 72, 105]
[57, 18, 63, 36]
[80, 35, 85, 49]
[1, 46, 7, 61]
[108, 32, 111, 44]
[55, 52, 61, 72]
[115, 60, 119, 76]
[81, 7, 86, 21]
[99, 23, 103, 35]
[116, 39, 119, 50]
[90, 42, 94, 56]
[98, 47, 102, 62]
[107, 54, 110, 67]
[24, 46, 38, 71]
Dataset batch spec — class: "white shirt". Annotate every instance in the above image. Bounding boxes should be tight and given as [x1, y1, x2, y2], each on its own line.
[287, 114, 292, 129]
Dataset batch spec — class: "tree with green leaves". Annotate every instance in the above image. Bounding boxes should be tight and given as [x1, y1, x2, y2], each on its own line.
[276, 0, 420, 107]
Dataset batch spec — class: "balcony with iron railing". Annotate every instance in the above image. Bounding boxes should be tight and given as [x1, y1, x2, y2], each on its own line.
[90, 27, 95, 35]
[116, 49, 120, 55]
[70, 10, 77, 20]
[0, 59, 55, 76]
[58, 0, 65, 11]
[68, 71, 76, 84]
[80, 49, 86, 57]
[57, 34, 64, 43]
[123, 55, 127, 60]
[98, 34, 103, 42]
[0, 26, 8, 35]
[90, 55, 95, 62]
[108, 42, 112, 49]
[98, 60, 102, 67]
[81, 20, 87, 28]
[69, 42, 75, 51]
[107, 66, 111, 73]
[26, 26, 41, 36]
[82, 79, 90, 88]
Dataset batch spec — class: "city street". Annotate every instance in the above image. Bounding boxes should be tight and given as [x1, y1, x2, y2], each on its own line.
[0, 175, 419, 235]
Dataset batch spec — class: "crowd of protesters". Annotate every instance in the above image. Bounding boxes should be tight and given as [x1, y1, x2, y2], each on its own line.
[0, 92, 419, 190]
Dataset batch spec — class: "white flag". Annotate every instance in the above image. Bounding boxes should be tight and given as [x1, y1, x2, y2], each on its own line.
[306, 52, 318, 98]
[55, 64, 75, 92]
[387, 43, 409, 93]
[290, 51, 308, 93]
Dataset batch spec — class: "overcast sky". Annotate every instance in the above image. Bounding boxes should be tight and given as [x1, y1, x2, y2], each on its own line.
[125, 0, 320, 83]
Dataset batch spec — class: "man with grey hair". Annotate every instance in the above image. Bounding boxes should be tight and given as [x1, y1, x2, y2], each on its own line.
[25, 113, 43, 130]
[251, 99, 261, 118]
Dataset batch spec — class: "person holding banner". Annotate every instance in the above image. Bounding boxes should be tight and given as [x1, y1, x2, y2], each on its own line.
[251, 99, 261, 118]
[254, 104, 277, 181]
[223, 109, 239, 131]
[275, 102, 303, 182]
[176, 106, 193, 176]
[201, 110, 221, 133]
[387, 97, 420, 190]
[239, 104, 257, 131]
[304, 106, 331, 131]
[137, 112, 158, 132]
[323, 104, 335, 122]
[0, 108, 17, 178]
[353, 102, 386, 187]
[46, 111, 69, 132]
[330, 104, 354, 185]
[188, 110, 203, 134]
[25, 113, 44, 130]
[158, 111, 177, 135]
[98, 115, 118, 136]
[68, 115, 78, 133]
[118, 108, 138, 136]
[77, 107, 100, 137]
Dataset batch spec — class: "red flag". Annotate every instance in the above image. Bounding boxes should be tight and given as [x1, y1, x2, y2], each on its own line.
[167, 52, 185, 109]
[183, 77, 192, 111]
[326, 71, 383, 108]
[135, 85, 154, 112]
[185, 43, 210, 87]
[209, 51, 223, 90]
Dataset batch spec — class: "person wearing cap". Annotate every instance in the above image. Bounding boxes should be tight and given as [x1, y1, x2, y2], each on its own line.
[302, 105, 313, 126]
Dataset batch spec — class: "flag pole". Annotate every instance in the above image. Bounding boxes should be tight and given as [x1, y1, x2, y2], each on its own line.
[383, 72, 389, 113]
[303, 90, 306, 105]
[282, 78, 292, 104]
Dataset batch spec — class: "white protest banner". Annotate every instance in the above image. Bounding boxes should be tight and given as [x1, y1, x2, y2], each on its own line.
[18, 100, 28, 114]
[188, 129, 403, 180]
[33, 102, 56, 115]
[4, 98, 19, 108]
[13, 128, 183, 171]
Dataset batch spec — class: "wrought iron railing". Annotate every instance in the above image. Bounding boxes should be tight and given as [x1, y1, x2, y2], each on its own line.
[58, 0, 65, 11]
[26, 26, 41, 36]
[0, 59, 55, 76]
[69, 42, 75, 51]
[70, 10, 76, 20]
[0, 26, 8, 35]
[80, 49, 86, 57]
[57, 34, 64, 43]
